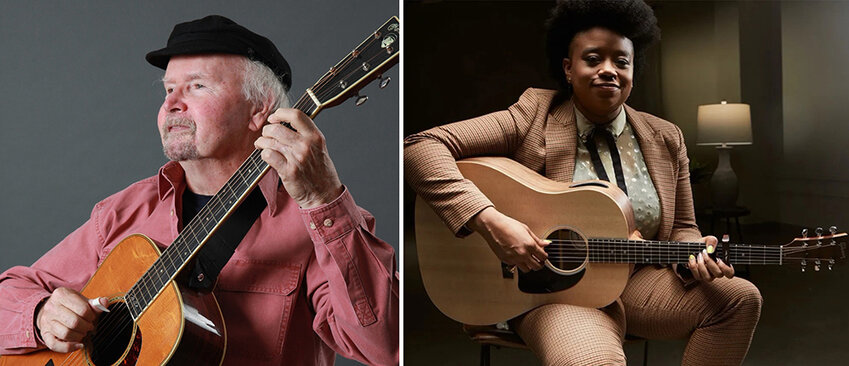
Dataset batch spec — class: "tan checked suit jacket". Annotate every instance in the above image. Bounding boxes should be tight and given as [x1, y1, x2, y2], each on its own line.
[404, 88, 702, 243]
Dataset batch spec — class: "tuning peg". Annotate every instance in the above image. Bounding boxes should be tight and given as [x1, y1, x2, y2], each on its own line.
[816, 227, 824, 237]
[814, 259, 821, 272]
[378, 74, 391, 89]
[830, 226, 838, 235]
[829, 259, 835, 270]
[354, 93, 368, 106]
[802, 228, 809, 238]
[801, 259, 807, 272]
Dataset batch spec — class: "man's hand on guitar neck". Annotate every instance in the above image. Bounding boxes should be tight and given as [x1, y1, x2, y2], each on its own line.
[35, 287, 109, 353]
[468, 207, 549, 272]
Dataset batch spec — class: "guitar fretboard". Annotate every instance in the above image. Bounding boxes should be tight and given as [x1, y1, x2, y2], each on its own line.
[546, 238, 787, 266]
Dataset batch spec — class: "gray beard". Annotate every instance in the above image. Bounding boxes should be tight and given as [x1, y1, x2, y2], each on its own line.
[161, 116, 199, 161]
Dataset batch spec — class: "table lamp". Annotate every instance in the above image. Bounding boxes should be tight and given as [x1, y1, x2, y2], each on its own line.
[697, 101, 752, 209]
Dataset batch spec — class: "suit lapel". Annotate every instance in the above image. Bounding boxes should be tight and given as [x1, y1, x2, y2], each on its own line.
[545, 99, 577, 182]
[626, 105, 675, 240]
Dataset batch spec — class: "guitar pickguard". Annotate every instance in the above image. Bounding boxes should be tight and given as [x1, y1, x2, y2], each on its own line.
[518, 267, 584, 293]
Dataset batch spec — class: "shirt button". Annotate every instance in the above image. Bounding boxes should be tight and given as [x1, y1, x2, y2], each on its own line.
[170, 209, 174, 216]
[310, 222, 317, 230]
[197, 273, 205, 282]
[323, 219, 333, 227]
[25, 331, 30, 338]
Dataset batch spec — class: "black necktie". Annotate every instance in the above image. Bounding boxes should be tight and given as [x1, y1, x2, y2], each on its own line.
[584, 127, 628, 196]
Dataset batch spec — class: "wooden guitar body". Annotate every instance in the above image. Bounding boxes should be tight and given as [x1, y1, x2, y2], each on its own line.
[415, 157, 637, 325]
[0, 234, 225, 366]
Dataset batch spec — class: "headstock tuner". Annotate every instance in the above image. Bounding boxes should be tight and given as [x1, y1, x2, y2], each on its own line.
[355, 93, 368, 106]
[378, 75, 391, 89]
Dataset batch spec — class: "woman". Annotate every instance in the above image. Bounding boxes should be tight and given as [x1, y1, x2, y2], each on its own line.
[404, 0, 762, 365]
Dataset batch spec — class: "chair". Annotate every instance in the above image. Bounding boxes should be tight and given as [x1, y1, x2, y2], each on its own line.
[463, 323, 649, 366]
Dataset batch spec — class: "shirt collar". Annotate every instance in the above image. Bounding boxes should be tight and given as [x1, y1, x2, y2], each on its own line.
[157, 161, 282, 215]
[575, 104, 627, 142]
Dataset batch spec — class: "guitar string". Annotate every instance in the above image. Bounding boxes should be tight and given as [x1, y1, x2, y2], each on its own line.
[542, 240, 835, 253]
[313, 49, 396, 104]
[310, 32, 389, 101]
[542, 244, 831, 259]
[544, 241, 837, 256]
[541, 238, 836, 254]
[60, 301, 133, 366]
[311, 26, 397, 102]
[543, 254, 832, 265]
[310, 32, 381, 92]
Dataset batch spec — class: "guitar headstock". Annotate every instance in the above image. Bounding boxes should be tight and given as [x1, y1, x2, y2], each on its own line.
[306, 16, 399, 112]
[782, 226, 847, 272]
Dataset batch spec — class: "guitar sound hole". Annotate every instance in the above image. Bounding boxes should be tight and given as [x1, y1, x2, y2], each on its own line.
[88, 301, 139, 365]
[545, 228, 588, 273]
[517, 228, 587, 294]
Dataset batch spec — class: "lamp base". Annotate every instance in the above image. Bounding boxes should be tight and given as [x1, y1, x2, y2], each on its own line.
[710, 146, 739, 210]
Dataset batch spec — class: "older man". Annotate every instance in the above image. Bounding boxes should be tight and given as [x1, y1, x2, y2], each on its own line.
[0, 15, 398, 365]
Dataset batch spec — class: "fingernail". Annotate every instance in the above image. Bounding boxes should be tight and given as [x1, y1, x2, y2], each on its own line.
[689, 254, 695, 262]
[543, 239, 552, 244]
[75, 343, 84, 349]
[707, 245, 715, 254]
[698, 253, 703, 263]
[717, 258, 724, 265]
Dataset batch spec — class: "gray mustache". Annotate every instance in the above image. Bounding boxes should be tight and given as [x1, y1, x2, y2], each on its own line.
[164, 116, 196, 131]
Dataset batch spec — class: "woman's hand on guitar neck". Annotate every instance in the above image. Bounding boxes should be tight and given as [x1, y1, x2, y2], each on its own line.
[468, 207, 549, 272]
[688, 236, 735, 282]
[35, 287, 109, 353]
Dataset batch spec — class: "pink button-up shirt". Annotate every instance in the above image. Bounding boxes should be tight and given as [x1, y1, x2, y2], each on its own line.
[0, 161, 399, 365]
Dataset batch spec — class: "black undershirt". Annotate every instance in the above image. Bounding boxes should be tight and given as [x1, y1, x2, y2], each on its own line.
[181, 187, 267, 291]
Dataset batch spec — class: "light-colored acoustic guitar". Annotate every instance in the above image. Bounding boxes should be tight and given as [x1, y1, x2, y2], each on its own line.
[415, 157, 847, 325]
[0, 17, 399, 366]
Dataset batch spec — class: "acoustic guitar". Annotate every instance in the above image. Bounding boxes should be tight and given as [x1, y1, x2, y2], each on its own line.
[414, 157, 847, 325]
[0, 17, 399, 366]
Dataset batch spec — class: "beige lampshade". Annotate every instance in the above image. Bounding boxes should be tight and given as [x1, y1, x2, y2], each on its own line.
[697, 102, 752, 146]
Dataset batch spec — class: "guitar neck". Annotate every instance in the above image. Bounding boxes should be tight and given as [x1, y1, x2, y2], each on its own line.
[573, 239, 784, 265]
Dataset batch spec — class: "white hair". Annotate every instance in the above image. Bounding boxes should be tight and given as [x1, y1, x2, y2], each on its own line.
[241, 58, 290, 110]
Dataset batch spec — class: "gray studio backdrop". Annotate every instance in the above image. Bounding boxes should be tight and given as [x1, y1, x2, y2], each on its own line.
[0, 2, 399, 365]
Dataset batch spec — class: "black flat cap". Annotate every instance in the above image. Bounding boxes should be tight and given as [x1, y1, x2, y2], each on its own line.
[146, 15, 291, 90]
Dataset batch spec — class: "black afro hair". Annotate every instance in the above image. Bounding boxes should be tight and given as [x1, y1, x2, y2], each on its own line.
[546, 0, 660, 96]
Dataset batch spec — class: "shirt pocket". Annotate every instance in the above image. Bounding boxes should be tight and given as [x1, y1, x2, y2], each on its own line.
[214, 259, 301, 360]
